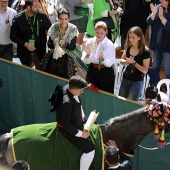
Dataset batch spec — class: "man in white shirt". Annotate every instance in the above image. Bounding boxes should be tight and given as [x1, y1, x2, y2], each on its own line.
[0, 0, 16, 61]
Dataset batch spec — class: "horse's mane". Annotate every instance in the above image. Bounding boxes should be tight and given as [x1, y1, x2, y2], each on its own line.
[104, 106, 147, 128]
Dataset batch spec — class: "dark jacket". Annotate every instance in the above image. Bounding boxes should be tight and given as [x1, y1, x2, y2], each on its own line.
[56, 85, 83, 135]
[146, 4, 170, 53]
[107, 150, 132, 170]
[120, 0, 147, 38]
[10, 10, 51, 65]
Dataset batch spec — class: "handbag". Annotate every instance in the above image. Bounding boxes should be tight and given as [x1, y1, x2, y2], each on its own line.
[93, 16, 115, 29]
[74, 6, 89, 16]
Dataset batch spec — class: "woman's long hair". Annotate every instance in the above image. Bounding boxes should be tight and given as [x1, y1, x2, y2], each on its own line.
[124, 26, 147, 54]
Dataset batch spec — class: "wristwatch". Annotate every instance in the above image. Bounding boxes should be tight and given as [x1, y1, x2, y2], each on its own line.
[161, 17, 165, 22]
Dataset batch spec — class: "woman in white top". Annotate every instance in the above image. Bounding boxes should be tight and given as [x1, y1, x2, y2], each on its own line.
[82, 21, 115, 93]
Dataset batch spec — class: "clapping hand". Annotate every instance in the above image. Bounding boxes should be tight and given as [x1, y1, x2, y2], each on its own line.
[54, 38, 59, 45]
[25, 43, 36, 51]
[126, 56, 135, 64]
[82, 43, 91, 54]
[98, 52, 104, 61]
[150, 3, 157, 14]
[59, 38, 66, 46]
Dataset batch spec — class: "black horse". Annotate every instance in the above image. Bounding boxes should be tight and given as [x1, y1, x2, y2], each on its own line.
[0, 103, 169, 170]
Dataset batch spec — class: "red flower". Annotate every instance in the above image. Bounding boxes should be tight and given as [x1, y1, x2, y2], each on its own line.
[88, 84, 99, 92]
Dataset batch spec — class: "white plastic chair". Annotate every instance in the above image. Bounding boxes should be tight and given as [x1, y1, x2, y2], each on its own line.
[157, 79, 170, 98]
[114, 36, 121, 50]
[138, 74, 150, 103]
[113, 59, 126, 95]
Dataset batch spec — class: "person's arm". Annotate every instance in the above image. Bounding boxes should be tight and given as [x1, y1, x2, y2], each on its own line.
[118, 150, 132, 169]
[81, 40, 94, 64]
[10, 17, 25, 46]
[64, 36, 77, 50]
[106, 140, 132, 168]
[159, 7, 170, 31]
[136, 58, 150, 74]
[59, 102, 90, 139]
[43, 12, 52, 31]
[132, 49, 150, 74]
[120, 50, 128, 65]
[5, 11, 17, 32]
[149, 3, 158, 20]
[147, 4, 158, 25]
[59, 102, 80, 135]
[47, 37, 55, 49]
[9, 10, 17, 26]
[60, 25, 77, 50]
[48, 36, 77, 50]
[146, 14, 155, 25]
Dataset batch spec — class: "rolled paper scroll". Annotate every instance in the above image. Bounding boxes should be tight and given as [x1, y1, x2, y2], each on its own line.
[84, 110, 99, 132]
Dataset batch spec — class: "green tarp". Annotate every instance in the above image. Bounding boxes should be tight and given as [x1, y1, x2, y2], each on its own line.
[12, 123, 103, 170]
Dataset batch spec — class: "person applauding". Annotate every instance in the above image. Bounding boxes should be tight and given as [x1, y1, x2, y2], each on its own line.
[82, 21, 115, 93]
[119, 26, 150, 101]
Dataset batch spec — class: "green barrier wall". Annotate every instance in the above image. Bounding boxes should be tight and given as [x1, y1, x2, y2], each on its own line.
[0, 59, 170, 170]
[0, 59, 143, 132]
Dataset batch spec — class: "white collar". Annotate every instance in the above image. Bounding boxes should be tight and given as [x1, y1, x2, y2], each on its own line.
[96, 36, 107, 44]
[108, 163, 120, 169]
[73, 96, 80, 103]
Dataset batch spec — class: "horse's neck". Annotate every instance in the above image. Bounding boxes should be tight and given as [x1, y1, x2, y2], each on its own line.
[100, 109, 154, 153]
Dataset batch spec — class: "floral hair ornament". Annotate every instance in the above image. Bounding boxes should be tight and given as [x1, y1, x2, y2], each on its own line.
[147, 101, 170, 149]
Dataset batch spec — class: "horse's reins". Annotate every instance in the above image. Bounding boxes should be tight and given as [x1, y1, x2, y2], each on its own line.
[138, 141, 170, 150]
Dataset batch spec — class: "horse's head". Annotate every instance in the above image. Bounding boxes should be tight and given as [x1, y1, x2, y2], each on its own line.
[147, 102, 170, 127]
[147, 102, 170, 148]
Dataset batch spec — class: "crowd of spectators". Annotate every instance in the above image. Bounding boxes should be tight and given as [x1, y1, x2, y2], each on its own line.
[0, 1, 170, 169]
[0, 0, 169, 100]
